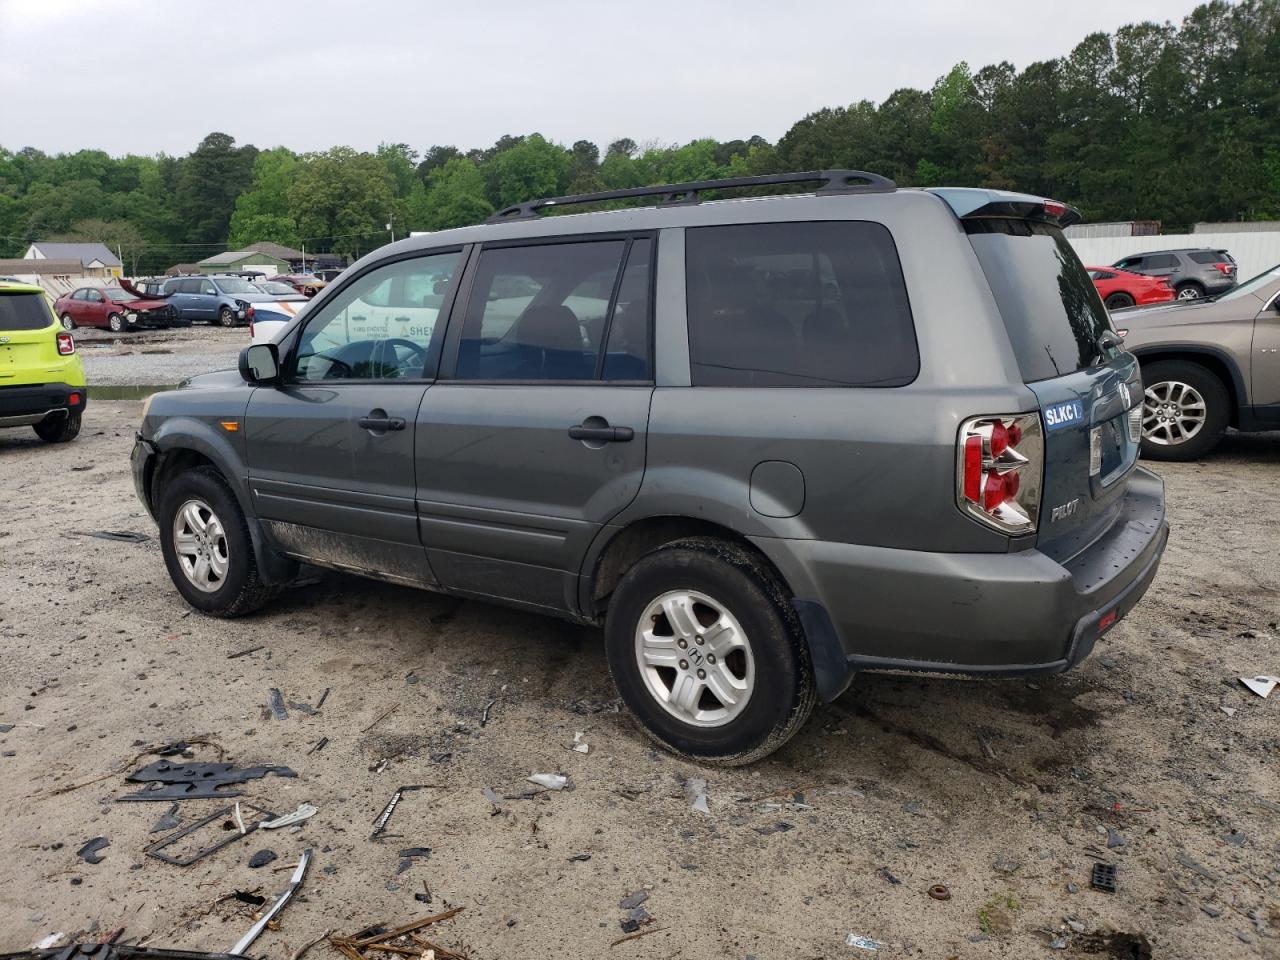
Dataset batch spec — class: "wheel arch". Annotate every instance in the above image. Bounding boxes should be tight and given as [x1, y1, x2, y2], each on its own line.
[1131, 346, 1245, 428]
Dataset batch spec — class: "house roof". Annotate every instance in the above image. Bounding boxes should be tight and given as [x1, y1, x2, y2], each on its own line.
[197, 249, 291, 266]
[0, 258, 89, 275]
[165, 263, 202, 276]
[245, 241, 306, 261]
[28, 242, 122, 267]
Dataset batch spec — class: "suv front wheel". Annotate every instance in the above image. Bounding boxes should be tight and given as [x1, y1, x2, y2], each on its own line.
[1140, 359, 1229, 461]
[604, 537, 816, 765]
[158, 466, 278, 616]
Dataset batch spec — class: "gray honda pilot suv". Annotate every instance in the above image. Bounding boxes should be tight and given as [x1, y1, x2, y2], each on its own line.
[132, 171, 1169, 764]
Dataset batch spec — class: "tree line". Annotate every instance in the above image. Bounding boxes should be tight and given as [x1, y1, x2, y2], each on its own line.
[2, 0, 1277, 276]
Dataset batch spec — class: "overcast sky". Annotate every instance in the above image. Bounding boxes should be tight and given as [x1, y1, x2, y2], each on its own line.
[1, 0, 1185, 158]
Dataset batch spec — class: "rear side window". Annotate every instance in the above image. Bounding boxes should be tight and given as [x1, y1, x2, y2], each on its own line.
[685, 221, 918, 387]
[966, 219, 1111, 383]
[0, 293, 51, 330]
[1188, 250, 1231, 265]
[1144, 254, 1179, 270]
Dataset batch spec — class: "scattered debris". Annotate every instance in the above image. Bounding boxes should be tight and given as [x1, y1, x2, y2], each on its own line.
[1049, 936, 1068, 950]
[149, 803, 182, 834]
[1221, 706, 1237, 717]
[233, 802, 247, 835]
[482, 786, 504, 808]
[927, 884, 951, 901]
[1239, 675, 1278, 698]
[527, 773, 568, 791]
[370, 785, 430, 841]
[34, 934, 66, 949]
[68, 529, 150, 543]
[268, 688, 289, 721]
[976, 732, 997, 759]
[289, 928, 334, 960]
[877, 867, 901, 885]
[619, 891, 649, 910]
[611, 926, 662, 947]
[1106, 829, 1126, 849]
[308, 737, 329, 755]
[76, 837, 109, 864]
[330, 906, 465, 959]
[316, 687, 331, 710]
[399, 847, 431, 858]
[262, 803, 318, 829]
[233, 890, 267, 906]
[230, 848, 312, 955]
[120, 760, 296, 802]
[1091, 862, 1118, 893]
[145, 802, 276, 866]
[362, 703, 399, 733]
[226, 645, 264, 659]
[993, 855, 1020, 874]
[754, 821, 794, 835]
[567, 853, 592, 862]
[844, 933, 883, 951]
[572, 731, 589, 753]
[684, 777, 709, 815]
[1175, 852, 1214, 880]
[248, 849, 278, 869]
[480, 698, 497, 727]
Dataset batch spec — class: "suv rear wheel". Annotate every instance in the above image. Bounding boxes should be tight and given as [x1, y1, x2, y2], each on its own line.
[1140, 359, 1229, 461]
[1174, 281, 1204, 301]
[604, 537, 816, 765]
[158, 466, 278, 616]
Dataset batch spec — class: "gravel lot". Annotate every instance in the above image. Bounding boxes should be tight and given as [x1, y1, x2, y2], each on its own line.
[76, 326, 247, 386]
[1, 393, 1278, 958]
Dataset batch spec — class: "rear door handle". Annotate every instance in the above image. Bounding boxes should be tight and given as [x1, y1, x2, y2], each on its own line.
[358, 415, 406, 431]
[568, 423, 634, 442]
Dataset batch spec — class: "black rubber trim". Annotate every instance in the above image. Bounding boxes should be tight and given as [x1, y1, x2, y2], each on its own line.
[792, 599, 856, 701]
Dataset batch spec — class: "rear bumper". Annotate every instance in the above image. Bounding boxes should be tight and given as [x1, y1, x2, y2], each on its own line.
[756, 467, 1169, 700]
[0, 382, 87, 427]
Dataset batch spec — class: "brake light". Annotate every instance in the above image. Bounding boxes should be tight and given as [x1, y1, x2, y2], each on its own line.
[56, 332, 75, 355]
[246, 305, 256, 320]
[1042, 199, 1067, 219]
[68, 392, 81, 406]
[1213, 262, 1233, 275]
[957, 414, 1043, 533]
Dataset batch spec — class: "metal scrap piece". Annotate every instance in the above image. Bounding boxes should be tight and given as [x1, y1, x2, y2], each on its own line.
[268, 688, 288, 720]
[370, 785, 428, 840]
[230, 848, 312, 955]
[119, 761, 297, 802]
[150, 803, 182, 834]
[145, 803, 277, 866]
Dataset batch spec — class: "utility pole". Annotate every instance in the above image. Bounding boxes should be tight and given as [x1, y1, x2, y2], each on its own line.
[386, 216, 394, 244]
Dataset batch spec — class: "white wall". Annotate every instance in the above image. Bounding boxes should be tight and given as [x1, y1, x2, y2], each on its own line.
[1068, 232, 1280, 281]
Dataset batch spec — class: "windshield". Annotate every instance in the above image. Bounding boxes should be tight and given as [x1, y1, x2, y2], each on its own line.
[1213, 264, 1280, 303]
[256, 282, 298, 295]
[104, 288, 134, 301]
[215, 278, 260, 294]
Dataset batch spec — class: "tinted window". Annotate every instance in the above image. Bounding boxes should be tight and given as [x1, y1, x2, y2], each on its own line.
[603, 239, 653, 380]
[1144, 254, 1179, 269]
[1188, 251, 1227, 265]
[455, 240, 627, 381]
[966, 219, 1112, 383]
[293, 251, 460, 382]
[1114, 257, 1141, 270]
[685, 221, 917, 387]
[0, 293, 51, 330]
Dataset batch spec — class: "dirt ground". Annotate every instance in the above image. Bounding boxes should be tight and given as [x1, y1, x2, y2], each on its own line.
[1, 400, 1278, 960]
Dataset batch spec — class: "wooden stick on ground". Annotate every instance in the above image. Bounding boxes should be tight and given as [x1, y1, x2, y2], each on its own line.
[610, 926, 663, 947]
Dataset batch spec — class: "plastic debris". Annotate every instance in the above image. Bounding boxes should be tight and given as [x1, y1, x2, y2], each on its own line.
[371, 785, 429, 840]
[684, 777, 709, 815]
[619, 890, 649, 910]
[1049, 936, 1068, 950]
[573, 731, 589, 753]
[76, 837, 109, 864]
[249, 849, 278, 869]
[145, 802, 275, 866]
[230, 848, 311, 955]
[482, 786, 504, 806]
[1091, 862, 1118, 893]
[1239, 675, 1278, 698]
[267, 688, 289, 720]
[34, 933, 65, 949]
[527, 773, 568, 790]
[754, 821, 794, 835]
[1221, 706, 1237, 716]
[119, 760, 297, 802]
[261, 803, 318, 829]
[845, 933, 883, 950]
[149, 803, 182, 834]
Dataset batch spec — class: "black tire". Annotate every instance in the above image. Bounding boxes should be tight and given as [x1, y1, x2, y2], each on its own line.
[60, 313, 75, 331]
[218, 306, 237, 327]
[604, 537, 816, 765]
[1174, 281, 1205, 301]
[33, 409, 81, 443]
[157, 465, 278, 616]
[1139, 359, 1230, 462]
[107, 312, 126, 333]
[1104, 292, 1135, 310]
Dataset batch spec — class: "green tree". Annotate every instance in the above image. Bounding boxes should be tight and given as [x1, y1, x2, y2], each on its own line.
[289, 147, 401, 259]
[173, 132, 258, 244]
[229, 148, 299, 248]
[490, 134, 571, 208]
[420, 157, 493, 229]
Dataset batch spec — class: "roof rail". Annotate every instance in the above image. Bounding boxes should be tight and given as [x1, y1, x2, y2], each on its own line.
[486, 169, 897, 223]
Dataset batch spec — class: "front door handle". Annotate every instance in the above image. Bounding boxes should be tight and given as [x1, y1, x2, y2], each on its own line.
[568, 423, 634, 442]
[358, 413, 406, 431]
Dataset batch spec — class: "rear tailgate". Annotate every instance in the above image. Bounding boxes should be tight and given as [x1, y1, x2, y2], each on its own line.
[963, 214, 1143, 562]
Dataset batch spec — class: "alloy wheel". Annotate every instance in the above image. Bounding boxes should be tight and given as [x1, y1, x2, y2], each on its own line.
[1176, 286, 1202, 300]
[634, 589, 755, 728]
[172, 498, 229, 593]
[1142, 380, 1207, 446]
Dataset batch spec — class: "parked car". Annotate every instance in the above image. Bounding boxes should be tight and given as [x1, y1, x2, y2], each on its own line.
[0, 282, 86, 442]
[1112, 248, 1237, 300]
[133, 171, 1168, 764]
[267, 274, 328, 298]
[1112, 263, 1280, 460]
[246, 281, 311, 344]
[54, 285, 176, 332]
[161, 275, 278, 326]
[1086, 266, 1175, 310]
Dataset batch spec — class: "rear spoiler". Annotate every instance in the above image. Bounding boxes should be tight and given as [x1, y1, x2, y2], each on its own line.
[928, 188, 1082, 228]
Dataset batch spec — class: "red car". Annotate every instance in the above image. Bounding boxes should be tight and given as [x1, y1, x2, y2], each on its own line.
[1086, 266, 1175, 310]
[54, 285, 175, 332]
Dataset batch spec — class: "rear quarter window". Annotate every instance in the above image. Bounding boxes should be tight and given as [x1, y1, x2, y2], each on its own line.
[685, 220, 918, 387]
[966, 219, 1111, 383]
[0, 293, 53, 330]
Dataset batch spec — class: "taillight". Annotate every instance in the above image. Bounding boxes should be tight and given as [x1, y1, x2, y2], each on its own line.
[1213, 262, 1233, 275]
[246, 305, 256, 320]
[1041, 199, 1067, 219]
[56, 332, 75, 355]
[957, 413, 1043, 533]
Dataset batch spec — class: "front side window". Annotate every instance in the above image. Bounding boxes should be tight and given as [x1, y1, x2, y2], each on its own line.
[293, 251, 461, 382]
[198, 280, 216, 295]
[685, 221, 918, 387]
[86, 289, 103, 302]
[455, 239, 644, 381]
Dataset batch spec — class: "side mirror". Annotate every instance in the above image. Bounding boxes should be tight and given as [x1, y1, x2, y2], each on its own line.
[239, 343, 280, 384]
